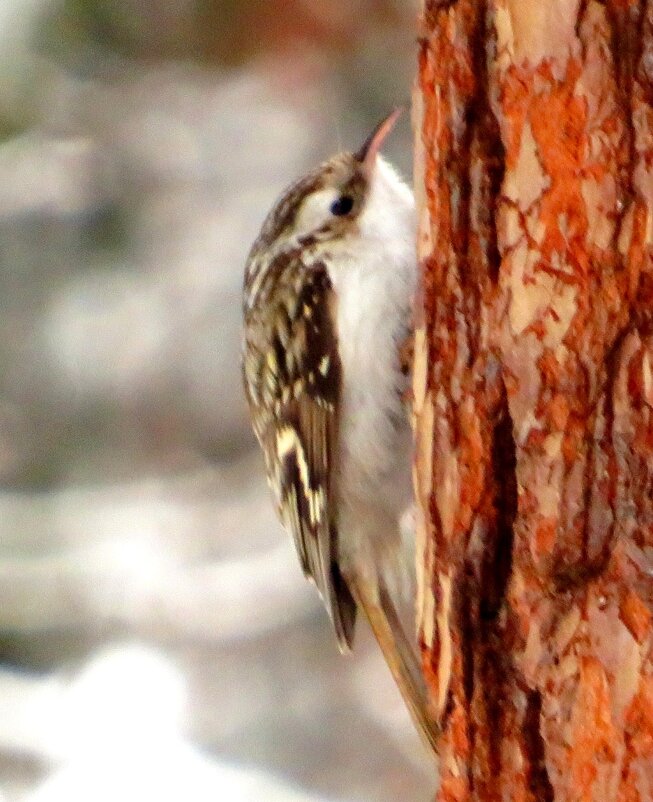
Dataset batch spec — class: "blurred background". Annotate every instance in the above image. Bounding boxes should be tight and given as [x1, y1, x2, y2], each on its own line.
[0, 1, 434, 799]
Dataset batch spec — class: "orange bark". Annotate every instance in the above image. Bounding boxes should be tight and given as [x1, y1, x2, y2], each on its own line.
[414, 1, 653, 800]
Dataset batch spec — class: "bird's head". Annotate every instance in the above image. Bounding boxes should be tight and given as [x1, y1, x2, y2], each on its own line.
[248, 108, 414, 264]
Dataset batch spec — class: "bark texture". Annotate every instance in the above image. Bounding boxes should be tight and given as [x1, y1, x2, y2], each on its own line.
[413, 1, 653, 799]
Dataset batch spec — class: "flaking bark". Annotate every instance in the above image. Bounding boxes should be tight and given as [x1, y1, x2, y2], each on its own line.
[413, 1, 653, 800]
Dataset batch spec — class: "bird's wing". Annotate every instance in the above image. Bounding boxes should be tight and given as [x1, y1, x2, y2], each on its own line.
[243, 259, 356, 651]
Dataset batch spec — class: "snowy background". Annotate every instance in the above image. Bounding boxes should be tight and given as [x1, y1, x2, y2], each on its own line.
[0, 1, 434, 800]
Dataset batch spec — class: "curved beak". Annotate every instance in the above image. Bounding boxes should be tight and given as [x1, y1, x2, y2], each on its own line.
[355, 107, 403, 171]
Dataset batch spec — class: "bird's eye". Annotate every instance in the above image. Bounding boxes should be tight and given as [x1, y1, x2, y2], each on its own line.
[329, 195, 354, 216]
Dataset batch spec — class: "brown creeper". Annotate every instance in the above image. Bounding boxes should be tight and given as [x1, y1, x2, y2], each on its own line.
[242, 111, 437, 751]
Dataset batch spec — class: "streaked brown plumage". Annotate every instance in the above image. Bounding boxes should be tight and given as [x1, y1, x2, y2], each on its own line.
[243, 251, 356, 646]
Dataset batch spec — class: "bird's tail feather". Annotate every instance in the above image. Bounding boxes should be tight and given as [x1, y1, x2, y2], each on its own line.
[348, 576, 440, 756]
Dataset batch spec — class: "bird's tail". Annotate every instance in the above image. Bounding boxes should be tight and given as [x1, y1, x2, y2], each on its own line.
[348, 575, 440, 756]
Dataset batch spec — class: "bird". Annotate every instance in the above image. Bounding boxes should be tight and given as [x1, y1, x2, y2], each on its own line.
[242, 109, 438, 752]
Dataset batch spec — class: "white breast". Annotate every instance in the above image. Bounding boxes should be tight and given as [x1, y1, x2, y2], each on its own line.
[327, 157, 416, 518]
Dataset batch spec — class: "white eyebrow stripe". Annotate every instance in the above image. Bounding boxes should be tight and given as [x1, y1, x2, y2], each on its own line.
[294, 188, 340, 235]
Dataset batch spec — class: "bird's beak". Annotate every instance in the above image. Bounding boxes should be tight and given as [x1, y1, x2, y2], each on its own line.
[355, 107, 403, 172]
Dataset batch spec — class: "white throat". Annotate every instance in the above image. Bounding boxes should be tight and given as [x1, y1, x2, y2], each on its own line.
[326, 156, 416, 506]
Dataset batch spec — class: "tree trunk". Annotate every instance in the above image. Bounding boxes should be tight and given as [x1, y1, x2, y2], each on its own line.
[413, 1, 653, 800]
